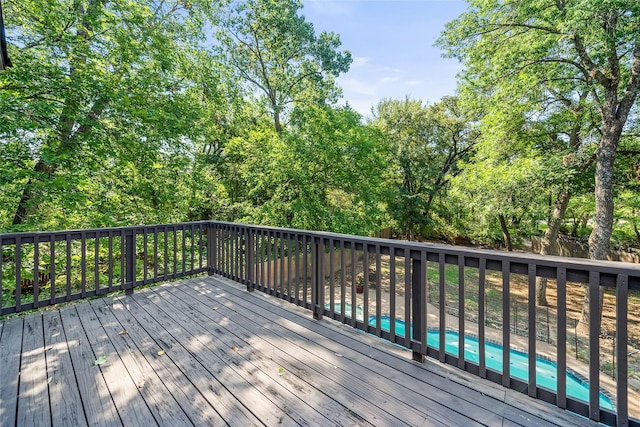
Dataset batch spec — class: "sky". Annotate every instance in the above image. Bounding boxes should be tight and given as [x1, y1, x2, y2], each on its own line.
[302, 0, 468, 117]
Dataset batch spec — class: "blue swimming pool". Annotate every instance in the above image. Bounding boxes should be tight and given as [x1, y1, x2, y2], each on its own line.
[368, 315, 614, 409]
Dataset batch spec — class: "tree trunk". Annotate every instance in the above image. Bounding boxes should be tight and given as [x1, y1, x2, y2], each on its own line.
[12, 160, 54, 226]
[498, 213, 512, 251]
[273, 110, 282, 134]
[536, 190, 571, 306]
[579, 125, 621, 333]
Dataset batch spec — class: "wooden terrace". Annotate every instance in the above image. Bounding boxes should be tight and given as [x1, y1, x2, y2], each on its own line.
[1, 274, 600, 427]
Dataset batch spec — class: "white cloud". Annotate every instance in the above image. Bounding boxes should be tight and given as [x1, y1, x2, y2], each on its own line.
[339, 77, 377, 96]
[351, 56, 371, 68]
[378, 76, 399, 85]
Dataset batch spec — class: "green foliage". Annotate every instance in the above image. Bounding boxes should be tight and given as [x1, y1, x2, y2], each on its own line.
[372, 96, 479, 240]
[221, 105, 387, 235]
[216, 0, 351, 132]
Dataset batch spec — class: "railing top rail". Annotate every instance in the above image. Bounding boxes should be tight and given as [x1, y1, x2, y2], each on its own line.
[0, 221, 210, 243]
[208, 220, 640, 276]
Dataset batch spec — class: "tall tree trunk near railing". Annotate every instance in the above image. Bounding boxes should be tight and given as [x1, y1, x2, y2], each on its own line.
[579, 123, 622, 334]
[498, 214, 512, 251]
[12, 160, 54, 225]
[536, 190, 571, 306]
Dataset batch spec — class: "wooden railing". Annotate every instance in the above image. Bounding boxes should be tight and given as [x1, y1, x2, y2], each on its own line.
[2, 220, 639, 426]
[208, 221, 640, 427]
[0, 222, 208, 315]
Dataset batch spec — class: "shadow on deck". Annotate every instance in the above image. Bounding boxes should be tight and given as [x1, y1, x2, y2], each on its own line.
[0, 275, 600, 426]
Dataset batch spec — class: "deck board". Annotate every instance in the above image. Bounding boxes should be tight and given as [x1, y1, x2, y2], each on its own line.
[58, 306, 122, 427]
[173, 281, 446, 426]
[17, 313, 50, 427]
[74, 302, 156, 427]
[0, 317, 22, 427]
[0, 274, 601, 427]
[43, 310, 89, 427]
[88, 299, 196, 427]
[129, 288, 317, 426]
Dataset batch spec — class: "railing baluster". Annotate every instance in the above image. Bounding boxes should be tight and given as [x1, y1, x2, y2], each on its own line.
[375, 244, 381, 336]
[502, 260, 511, 387]
[589, 271, 601, 421]
[81, 232, 87, 298]
[50, 235, 56, 303]
[340, 239, 346, 322]
[95, 234, 100, 292]
[294, 233, 300, 305]
[303, 235, 309, 308]
[172, 227, 177, 276]
[404, 249, 410, 346]
[182, 226, 186, 275]
[67, 233, 73, 297]
[198, 225, 203, 270]
[125, 229, 135, 295]
[527, 263, 536, 397]
[439, 252, 446, 362]
[616, 274, 629, 426]
[411, 251, 426, 362]
[351, 243, 357, 326]
[478, 257, 486, 378]
[329, 239, 335, 315]
[287, 233, 292, 302]
[280, 233, 286, 298]
[389, 247, 396, 342]
[557, 267, 567, 409]
[363, 243, 369, 328]
[15, 236, 21, 311]
[143, 229, 148, 283]
[34, 237, 40, 305]
[190, 223, 195, 273]
[458, 255, 465, 369]
[163, 227, 168, 280]
[154, 226, 159, 279]
[120, 232, 126, 289]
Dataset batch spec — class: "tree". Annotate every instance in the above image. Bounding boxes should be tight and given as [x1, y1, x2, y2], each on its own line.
[372, 96, 478, 240]
[216, 0, 351, 133]
[223, 105, 387, 234]
[439, 0, 640, 329]
[1, 0, 222, 229]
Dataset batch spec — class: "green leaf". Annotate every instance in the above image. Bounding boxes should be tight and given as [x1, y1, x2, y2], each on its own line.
[94, 355, 107, 366]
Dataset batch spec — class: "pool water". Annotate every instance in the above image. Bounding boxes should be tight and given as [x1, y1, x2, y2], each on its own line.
[369, 315, 614, 410]
[325, 302, 365, 321]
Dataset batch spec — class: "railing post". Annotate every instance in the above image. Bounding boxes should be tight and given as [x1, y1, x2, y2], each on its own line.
[411, 252, 425, 363]
[125, 229, 135, 295]
[246, 230, 255, 292]
[312, 237, 324, 320]
[207, 224, 215, 275]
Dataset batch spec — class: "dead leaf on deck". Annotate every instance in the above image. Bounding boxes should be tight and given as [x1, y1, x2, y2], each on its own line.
[278, 366, 285, 376]
[119, 330, 128, 335]
[157, 349, 165, 356]
[137, 380, 146, 389]
[231, 346, 237, 351]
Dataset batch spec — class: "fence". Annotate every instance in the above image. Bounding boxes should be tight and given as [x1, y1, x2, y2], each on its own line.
[2, 220, 639, 426]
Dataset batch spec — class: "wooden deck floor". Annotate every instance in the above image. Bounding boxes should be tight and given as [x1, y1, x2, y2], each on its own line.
[0, 275, 599, 427]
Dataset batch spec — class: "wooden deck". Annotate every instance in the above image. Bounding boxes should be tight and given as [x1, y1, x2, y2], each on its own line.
[0, 275, 599, 427]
